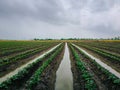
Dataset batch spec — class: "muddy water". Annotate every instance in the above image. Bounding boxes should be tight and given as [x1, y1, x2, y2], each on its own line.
[0, 43, 61, 83]
[72, 43, 120, 78]
[55, 43, 73, 90]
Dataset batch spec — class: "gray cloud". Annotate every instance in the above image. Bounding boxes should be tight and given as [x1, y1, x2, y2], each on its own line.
[0, 0, 66, 24]
[0, 0, 120, 39]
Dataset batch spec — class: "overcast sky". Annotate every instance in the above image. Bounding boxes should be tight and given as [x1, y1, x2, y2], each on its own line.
[0, 0, 120, 40]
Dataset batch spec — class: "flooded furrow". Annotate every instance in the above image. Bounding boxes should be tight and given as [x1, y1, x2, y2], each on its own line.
[55, 43, 73, 90]
[72, 43, 120, 78]
[0, 43, 61, 83]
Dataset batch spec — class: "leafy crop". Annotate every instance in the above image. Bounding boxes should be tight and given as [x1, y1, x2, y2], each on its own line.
[69, 44, 97, 90]
[72, 43, 120, 88]
[74, 43, 120, 64]
[0, 42, 59, 67]
[26, 44, 63, 89]
[0, 43, 63, 90]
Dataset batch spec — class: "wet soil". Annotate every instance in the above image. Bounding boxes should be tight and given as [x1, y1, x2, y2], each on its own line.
[55, 43, 73, 90]
[74, 43, 120, 73]
[0, 46, 55, 77]
[72, 45, 120, 90]
[0, 44, 64, 90]
[68, 46, 86, 90]
[33, 45, 65, 90]
[77, 45, 120, 73]
[73, 47, 106, 90]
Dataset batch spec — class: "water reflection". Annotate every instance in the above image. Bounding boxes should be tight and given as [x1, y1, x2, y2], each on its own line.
[0, 43, 61, 83]
[72, 43, 120, 78]
[55, 43, 73, 90]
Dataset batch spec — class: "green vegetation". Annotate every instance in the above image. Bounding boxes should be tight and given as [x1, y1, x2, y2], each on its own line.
[0, 40, 120, 90]
[0, 41, 59, 69]
[26, 44, 63, 89]
[0, 44, 54, 67]
[0, 41, 59, 57]
[69, 44, 97, 90]
[71, 43, 120, 89]
[0, 43, 64, 90]
[74, 41, 120, 54]
[76, 44, 120, 61]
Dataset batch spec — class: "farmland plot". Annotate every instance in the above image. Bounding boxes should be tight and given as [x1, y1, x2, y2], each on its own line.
[73, 41, 120, 73]
[0, 41, 59, 77]
[69, 41, 120, 90]
[0, 42, 65, 90]
[0, 40, 120, 90]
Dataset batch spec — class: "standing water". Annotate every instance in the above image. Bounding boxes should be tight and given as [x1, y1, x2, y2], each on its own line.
[0, 43, 61, 83]
[72, 43, 120, 78]
[55, 43, 73, 90]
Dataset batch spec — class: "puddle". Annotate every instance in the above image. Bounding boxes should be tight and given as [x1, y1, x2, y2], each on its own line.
[0, 43, 61, 83]
[55, 43, 73, 90]
[72, 43, 120, 78]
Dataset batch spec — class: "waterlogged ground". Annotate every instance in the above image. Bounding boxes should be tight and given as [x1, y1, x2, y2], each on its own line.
[0, 44, 61, 83]
[55, 43, 73, 90]
[0, 41, 120, 90]
[72, 43, 120, 78]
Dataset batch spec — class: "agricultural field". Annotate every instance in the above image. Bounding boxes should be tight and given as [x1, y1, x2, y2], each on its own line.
[68, 40, 120, 90]
[0, 40, 120, 90]
[0, 0, 120, 90]
[73, 40, 120, 73]
[0, 40, 60, 77]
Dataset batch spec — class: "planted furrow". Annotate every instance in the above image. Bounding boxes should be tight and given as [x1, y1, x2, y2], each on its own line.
[68, 43, 98, 90]
[71, 43, 120, 90]
[74, 43, 120, 73]
[0, 43, 64, 90]
[74, 43, 120, 62]
[0, 42, 59, 77]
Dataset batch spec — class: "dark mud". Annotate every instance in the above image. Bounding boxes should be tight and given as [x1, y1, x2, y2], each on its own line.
[69, 46, 86, 90]
[33, 45, 65, 90]
[0, 46, 56, 77]
[71, 44, 120, 90]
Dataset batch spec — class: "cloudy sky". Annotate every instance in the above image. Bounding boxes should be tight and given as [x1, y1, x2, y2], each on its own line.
[0, 0, 120, 40]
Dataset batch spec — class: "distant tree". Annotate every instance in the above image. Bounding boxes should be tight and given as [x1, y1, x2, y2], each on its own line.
[61, 38, 65, 40]
[34, 38, 39, 40]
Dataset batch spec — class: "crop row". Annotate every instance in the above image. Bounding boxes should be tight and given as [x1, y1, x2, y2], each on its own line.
[74, 41, 120, 54]
[69, 44, 97, 90]
[71, 43, 120, 89]
[26, 43, 64, 89]
[0, 43, 64, 90]
[0, 41, 45, 51]
[87, 44, 120, 54]
[0, 42, 59, 57]
[74, 42, 118, 56]
[74, 43, 120, 63]
[78, 41, 120, 49]
[0, 43, 59, 67]
[0, 44, 44, 57]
